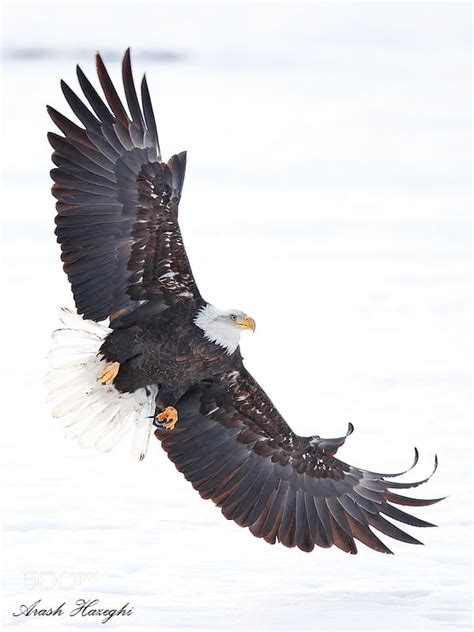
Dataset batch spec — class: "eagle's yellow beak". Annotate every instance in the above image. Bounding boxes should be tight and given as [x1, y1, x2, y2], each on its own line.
[234, 315, 256, 332]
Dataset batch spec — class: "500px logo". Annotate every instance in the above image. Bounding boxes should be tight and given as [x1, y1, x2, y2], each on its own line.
[23, 571, 97, 591]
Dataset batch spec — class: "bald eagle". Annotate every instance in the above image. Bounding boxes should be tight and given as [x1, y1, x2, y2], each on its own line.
[46, 49, 442, 554]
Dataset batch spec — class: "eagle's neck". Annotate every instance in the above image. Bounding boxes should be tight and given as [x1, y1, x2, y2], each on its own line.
[194, 304, 240, 355]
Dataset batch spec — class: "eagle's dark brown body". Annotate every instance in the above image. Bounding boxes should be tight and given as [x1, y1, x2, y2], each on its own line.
[99, 301, 240, 409]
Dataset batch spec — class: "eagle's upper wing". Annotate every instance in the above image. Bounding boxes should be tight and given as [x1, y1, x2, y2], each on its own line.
[155, 366, 442, 554]
[48, 49, 200, 322]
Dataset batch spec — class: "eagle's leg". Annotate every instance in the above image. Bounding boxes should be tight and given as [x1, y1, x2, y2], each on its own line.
[97, 361, 120, 385]
[155, 407, 178, 430]
[153, 387, 180, 430]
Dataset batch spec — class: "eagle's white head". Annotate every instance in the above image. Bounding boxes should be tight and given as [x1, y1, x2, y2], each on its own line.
[194, 304, 256, 355]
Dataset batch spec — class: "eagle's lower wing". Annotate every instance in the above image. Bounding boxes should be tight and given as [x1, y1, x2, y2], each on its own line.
[155, 367, 442, 554]
[48, 49, 200, 321]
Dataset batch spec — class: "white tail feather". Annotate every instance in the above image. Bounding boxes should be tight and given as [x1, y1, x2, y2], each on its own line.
[46, 308, 158, 460]
[51, 328, 104, 344]
[96, 411, 135, 453]
[131, 416, 154, 461]
[58, 307, 109, 335]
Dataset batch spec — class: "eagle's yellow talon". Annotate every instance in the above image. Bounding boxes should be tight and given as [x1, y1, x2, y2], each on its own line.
[97, 361, 120, 384]
[156, 406, 178, 430]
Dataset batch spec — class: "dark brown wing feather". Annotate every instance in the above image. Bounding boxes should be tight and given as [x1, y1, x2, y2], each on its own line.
[48, 48, 200, 321]
[155, 368, 442, 554]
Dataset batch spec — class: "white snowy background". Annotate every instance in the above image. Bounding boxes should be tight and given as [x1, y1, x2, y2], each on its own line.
[1, 1, 471, 630]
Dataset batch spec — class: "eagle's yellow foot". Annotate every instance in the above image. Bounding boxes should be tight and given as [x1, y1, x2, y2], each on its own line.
[155, 406, 178, 430]
[97, 361, 120, 385]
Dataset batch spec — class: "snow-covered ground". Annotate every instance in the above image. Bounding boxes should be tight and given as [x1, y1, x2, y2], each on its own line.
[1, 2, 471, 630]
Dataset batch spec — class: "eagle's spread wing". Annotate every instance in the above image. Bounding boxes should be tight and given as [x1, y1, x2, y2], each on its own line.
[48, 49, 200, 321]
[155, 367, 442, 554]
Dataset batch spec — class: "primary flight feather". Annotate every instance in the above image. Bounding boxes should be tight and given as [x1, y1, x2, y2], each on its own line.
[47, 49, 442, 554]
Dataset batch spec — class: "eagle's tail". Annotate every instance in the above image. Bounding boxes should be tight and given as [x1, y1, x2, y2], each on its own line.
[45, 308, 158, 461]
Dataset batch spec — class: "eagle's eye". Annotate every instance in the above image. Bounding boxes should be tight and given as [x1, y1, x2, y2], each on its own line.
[230, 314, 237, 321]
